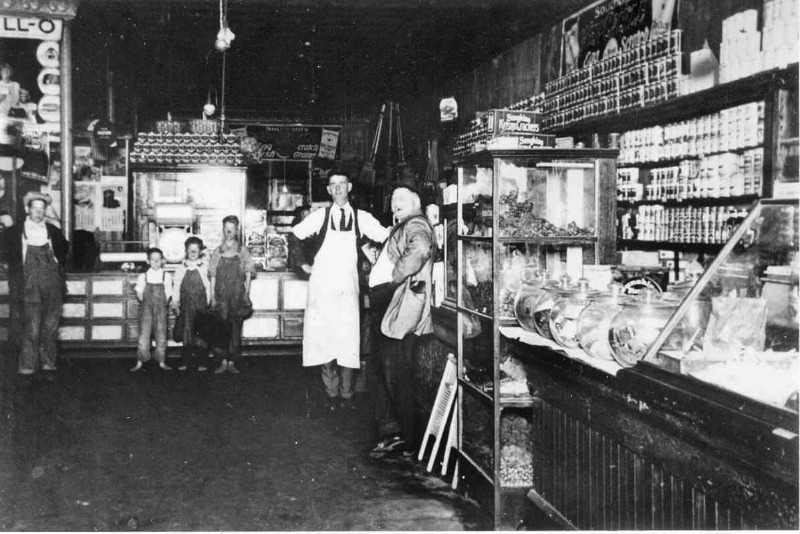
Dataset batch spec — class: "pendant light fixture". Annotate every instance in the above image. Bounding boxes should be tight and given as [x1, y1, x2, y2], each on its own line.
[203, 88, 218, 118]
[214, 0, 235, 52]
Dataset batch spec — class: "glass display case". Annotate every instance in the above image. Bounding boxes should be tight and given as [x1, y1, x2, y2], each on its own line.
[453, 148, 618, 528]
[643, 198, 799, 413]
[131, 166, 247, 254]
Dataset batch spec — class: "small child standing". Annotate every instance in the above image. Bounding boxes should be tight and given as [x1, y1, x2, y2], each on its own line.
[171, 236, 211, 371]
[131, 247, 173, 372]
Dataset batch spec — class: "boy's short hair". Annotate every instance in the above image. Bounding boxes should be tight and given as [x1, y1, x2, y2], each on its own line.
[146, 247, 164, 260]
[184, 236, 204, 250]
[222, 215, 239, 227]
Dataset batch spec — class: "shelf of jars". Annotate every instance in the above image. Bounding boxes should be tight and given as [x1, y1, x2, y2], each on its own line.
[547, 63, 798, 138]
[129, 130, 244, 167]
[621, 204, 751, 246]
[541, 30, 683, 132]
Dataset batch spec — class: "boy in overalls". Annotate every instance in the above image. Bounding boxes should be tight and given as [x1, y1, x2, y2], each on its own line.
[130, 248, 173, 372]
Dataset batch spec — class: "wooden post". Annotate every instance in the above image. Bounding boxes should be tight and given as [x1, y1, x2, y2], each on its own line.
[60, 20, 73, 240]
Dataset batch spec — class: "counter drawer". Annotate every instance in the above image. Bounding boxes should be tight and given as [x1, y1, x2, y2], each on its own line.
[283, 315, 304, 338]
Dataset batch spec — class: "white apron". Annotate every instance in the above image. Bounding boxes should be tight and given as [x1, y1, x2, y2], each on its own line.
[302, 221, 360, 368]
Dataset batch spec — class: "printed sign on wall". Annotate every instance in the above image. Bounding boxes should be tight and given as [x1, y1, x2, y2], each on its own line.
[561, 0, 678, 75]
[238, 124, 342, 161]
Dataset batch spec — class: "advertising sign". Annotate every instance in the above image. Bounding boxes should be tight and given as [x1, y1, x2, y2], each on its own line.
[0, 17, 63, 40]
[561, 0, 678, 74]
[239, 124, 342, 161]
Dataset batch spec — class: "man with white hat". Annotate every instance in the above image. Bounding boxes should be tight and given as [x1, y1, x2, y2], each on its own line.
[1, 191, 69, 375]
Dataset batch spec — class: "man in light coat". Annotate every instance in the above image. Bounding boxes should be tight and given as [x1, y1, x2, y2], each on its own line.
[291, 170, 389, 411]
[367, 177, 435, 455]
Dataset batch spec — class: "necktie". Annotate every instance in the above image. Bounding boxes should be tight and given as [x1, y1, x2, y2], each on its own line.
[339, 208, 346, 231]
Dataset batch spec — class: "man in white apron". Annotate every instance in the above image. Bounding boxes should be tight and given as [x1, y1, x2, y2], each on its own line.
[291, 171, 389, 411]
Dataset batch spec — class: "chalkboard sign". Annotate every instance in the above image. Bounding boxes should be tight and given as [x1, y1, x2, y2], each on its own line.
[561, 0, 678, 75]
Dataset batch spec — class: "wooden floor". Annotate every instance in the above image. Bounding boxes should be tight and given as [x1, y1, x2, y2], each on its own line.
[0, 352, 491, 531]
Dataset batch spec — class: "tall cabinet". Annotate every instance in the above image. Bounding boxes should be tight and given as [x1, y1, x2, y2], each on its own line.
[452, 148, 618, 528]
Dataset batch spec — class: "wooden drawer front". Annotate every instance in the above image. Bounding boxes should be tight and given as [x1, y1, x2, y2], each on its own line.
[251, 278, 279, 310]
[66, 280, 86, 295]
[242, 316, 279, 339]
[92, 325, 123, 340]
[62, 303, 87, 319]
[282, 316, 304, 338]
[283, 279, 308, 310]
[92, 302, 125, 319]
[127, 300, 140, 318]
[0, 280, 8, 295]
[58, 326, 86, 341]
[92, 280, 124, 296]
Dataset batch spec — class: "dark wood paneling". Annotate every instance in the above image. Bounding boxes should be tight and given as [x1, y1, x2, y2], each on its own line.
[530, 400, 760, 530]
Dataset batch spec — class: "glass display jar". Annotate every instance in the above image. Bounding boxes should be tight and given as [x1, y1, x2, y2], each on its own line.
[609, 289, 679, 367]
[513, 269, 555, 333]
[531, 274, 572, 340]
[549, 278, 598, 348]
[577, 283, 627, 360]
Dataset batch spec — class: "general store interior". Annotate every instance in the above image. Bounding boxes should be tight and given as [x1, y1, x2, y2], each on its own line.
[0, 0, 797, 530]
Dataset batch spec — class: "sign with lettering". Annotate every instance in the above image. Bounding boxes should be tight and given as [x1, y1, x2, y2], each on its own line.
[489, 110, 542, 135]
[561, 0, 677, 74]
[238, 124, 342, 161]
[0, 17, 62, 40]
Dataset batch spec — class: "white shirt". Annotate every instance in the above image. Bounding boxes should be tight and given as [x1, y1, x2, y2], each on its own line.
[368, 248, 395, 287]
[135, 268, 173, 301]
[24, 218, 49, 246]
[292, 202, 389, 243]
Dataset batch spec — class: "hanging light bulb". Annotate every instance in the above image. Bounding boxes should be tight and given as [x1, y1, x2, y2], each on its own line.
[214, 0, 233, 52]
[203, 89, 217, 118]
[215, 37, 229, 52]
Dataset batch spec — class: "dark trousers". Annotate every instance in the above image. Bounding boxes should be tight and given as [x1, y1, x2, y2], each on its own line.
[212, 317, 242, 363]
[19, 273, 63, 373]
[20, 299, 62, 372]
[367, 282, 418, 449]
[368, 333, 419, 449]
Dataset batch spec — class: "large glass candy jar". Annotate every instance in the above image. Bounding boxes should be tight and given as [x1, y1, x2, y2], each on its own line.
[549, 279, 597, 348]
[531, 275, 572, 340]
[513, 269, 554, 334]
[577, 283, 626, 360]
[609, 289, 679, 367]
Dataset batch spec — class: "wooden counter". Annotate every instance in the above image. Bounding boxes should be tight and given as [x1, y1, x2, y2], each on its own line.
[502, 334, 798, 530]
[0, 270, 306, 354]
